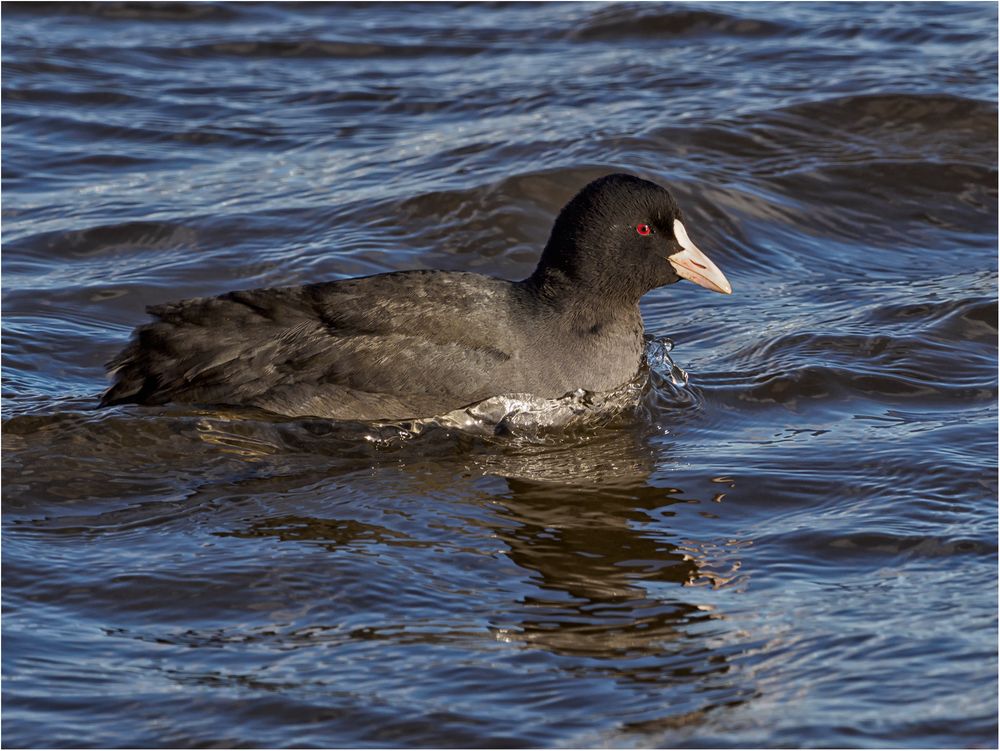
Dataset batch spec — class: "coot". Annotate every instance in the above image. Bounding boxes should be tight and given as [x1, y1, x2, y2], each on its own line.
[101, 174, 731, 420]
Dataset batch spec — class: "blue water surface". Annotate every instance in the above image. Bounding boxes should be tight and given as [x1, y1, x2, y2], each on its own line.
[2, 2, 997, 747]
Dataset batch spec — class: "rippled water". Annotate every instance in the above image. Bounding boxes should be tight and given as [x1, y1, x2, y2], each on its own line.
[3, 2, 997, 747]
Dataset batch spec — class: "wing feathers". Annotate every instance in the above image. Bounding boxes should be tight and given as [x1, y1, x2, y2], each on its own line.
[102, 271, 521, 418]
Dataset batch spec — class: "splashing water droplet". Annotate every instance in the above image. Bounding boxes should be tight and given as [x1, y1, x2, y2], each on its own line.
[669, 363, 689, 387]
[645, 337, 689, 387]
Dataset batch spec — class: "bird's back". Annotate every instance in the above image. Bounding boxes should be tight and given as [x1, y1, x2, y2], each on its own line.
[102, 270, 534, 420]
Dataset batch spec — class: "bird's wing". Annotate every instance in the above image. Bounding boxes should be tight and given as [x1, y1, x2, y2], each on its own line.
[102, 271, 520, 413]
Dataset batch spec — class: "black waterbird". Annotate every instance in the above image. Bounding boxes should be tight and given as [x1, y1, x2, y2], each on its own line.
[101, 174, 732, 421]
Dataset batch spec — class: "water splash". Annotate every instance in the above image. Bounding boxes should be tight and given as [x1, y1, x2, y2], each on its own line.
[367, 382, 643, 445]
[646, 336, 689, 387]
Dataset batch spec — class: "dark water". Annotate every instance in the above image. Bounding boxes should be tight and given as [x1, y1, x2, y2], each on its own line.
[3, 2, 998, 747]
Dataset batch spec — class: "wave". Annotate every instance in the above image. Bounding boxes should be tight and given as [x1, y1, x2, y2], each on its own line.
[7, 220, 198, 260]
[571, 6, 789, 41]
[756, 529, 997, 564]
[4, 1, 242, 22]
[704, 321, 997, 406]
[768, 93, 997, 133]
[171, 38, 486, 60]
[867, 296, 998, 343]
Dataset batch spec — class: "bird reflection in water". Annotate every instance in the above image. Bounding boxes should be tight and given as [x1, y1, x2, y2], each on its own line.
[471, 432, 747, 665]
[211, 420, 751, 723]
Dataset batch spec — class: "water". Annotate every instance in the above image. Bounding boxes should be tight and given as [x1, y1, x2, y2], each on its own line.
[2, 2, 997, 747]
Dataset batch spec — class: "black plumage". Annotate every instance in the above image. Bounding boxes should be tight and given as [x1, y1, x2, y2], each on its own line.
[101, 173, 731, 420]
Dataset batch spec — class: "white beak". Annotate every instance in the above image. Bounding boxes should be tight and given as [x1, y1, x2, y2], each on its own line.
[667, 219, 732, 295]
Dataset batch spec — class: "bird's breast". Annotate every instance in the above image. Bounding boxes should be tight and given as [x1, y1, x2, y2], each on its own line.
[517, 308, 644, 396]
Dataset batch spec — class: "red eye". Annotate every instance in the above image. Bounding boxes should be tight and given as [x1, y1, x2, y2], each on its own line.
[636, 223, 651, 236]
